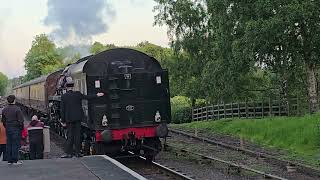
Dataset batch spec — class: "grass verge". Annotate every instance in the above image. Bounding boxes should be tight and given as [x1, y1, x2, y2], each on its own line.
[171, 113, 320, 166]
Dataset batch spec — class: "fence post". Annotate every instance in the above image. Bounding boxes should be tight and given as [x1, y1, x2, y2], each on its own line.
[238, 102, 240, 118]
[245, 99, 248, 119]
[278, 97, 281, 116]
[253, 101, 256, 118]
[262, 100, 264, 118]
[212, 104, 215, 120]
[206, 103, 209, 121]
[191, 106, 194, 122]
[217, 103, 220, 120]
[231, 102, 234, 118]
[224, 102, 226, 119]
[269, 97, 272, 116]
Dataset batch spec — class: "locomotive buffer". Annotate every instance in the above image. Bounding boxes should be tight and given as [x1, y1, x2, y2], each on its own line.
[0, 155, 146, 180]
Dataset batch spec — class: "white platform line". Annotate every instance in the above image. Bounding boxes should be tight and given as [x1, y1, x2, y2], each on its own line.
[99, 155, 147, 180]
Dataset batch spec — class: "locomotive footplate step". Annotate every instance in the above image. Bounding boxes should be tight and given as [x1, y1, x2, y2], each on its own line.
[0, 155, 146, 180]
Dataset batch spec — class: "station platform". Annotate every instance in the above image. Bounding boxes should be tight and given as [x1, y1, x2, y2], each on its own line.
[0, 155, 146, 180]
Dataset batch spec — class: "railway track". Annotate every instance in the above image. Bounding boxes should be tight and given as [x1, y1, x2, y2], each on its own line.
[50, 126, 193, 180]
[166, 144, 286, 180]
[169, 129, 320, 179]
[117, 153, 194, 180]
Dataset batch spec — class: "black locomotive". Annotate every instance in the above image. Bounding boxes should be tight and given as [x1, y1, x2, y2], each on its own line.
[13, 48, 171, 160]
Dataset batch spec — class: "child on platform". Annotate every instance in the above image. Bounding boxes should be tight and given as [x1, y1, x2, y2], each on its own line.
[27, 115, 44, 160]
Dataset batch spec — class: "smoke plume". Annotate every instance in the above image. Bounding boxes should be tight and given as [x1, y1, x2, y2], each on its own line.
[44, 0, 115, 44]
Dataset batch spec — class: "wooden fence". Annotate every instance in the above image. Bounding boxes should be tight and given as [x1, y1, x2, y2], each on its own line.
[192, 98, 303, 121]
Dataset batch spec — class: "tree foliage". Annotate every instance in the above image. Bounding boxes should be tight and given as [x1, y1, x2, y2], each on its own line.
[24, 34, 63, 81]
[0, 72, 8, 96]
[90, 41, 116, 55]
[233, 0, 320, 112]
[154, 0, 320, 111]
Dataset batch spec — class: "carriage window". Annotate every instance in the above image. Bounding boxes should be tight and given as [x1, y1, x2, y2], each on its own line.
[36, 88, 38, 100]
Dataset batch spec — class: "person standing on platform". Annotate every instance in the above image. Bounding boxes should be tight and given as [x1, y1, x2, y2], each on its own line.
[0, 111, 7, 161]
[27, 115, 44, 160]
[60, 77, 104, 158]
[2, 95, 24, 165]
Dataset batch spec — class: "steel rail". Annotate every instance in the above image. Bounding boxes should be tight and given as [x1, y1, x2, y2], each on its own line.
[168, 145, 287, 180]
[169, 129, 320, 177]
[126, 151, 194, 180]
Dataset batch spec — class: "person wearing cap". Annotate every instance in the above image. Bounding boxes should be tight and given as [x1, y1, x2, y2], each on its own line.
[2, 95, 24, 165]
[60, 76, 104, 158]
[27, 115, 44, 160]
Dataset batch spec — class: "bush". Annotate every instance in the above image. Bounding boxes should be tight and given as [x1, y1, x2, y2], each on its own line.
[171, 96, 192, 124]
[195, 98, 206, 107]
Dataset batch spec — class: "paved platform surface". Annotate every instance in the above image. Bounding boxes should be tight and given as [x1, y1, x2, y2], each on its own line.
[0, 155, 146, 180]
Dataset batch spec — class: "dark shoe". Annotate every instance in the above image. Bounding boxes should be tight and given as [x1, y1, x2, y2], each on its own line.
[61, 154, 73, 158]
[75, 153, 83, 158]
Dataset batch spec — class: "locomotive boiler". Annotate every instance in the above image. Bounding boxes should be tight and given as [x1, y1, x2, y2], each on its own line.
[13, 48, 171, 160]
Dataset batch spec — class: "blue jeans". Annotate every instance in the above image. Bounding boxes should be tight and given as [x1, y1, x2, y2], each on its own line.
[6, 127, 21, 163]
[0, 144, 6, 161]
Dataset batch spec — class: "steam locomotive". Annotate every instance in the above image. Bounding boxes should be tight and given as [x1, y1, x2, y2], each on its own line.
[13, 48, 171, 160]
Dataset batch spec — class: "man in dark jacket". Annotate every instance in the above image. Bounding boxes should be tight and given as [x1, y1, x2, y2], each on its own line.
[60, 77, 104, 158]
[27, 115, 44, 160]
[2, 95, 24, 165]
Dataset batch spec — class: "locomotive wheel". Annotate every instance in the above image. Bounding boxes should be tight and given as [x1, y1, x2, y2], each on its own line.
[93, 143, 105, 155]
[82, 140, 91, 155]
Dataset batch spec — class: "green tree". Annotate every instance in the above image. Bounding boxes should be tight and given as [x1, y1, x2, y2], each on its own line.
[64, 52, 81, 65]
[90, 41, 116, 55]
[233, 1, 320, 112]
[0, 72, 8, 96]
[24, 34, 63, 81]
[154, 0, 256, 103]
[154, 0, 320, 112]
[133, 41, 203, 101]
[135, 41, 172, 64]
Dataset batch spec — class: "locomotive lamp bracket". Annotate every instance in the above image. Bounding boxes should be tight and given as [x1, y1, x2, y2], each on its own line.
[124, 74, 131, 79]
[155, 111, 161, 122]
[156, 76, 162, 84]
[102, 115, 108, 126]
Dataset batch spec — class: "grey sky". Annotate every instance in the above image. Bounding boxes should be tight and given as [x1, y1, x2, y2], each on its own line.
[0, 0, 168, 78]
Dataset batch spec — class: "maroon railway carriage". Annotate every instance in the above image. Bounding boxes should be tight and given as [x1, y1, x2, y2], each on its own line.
[13, 70, 63, 114]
